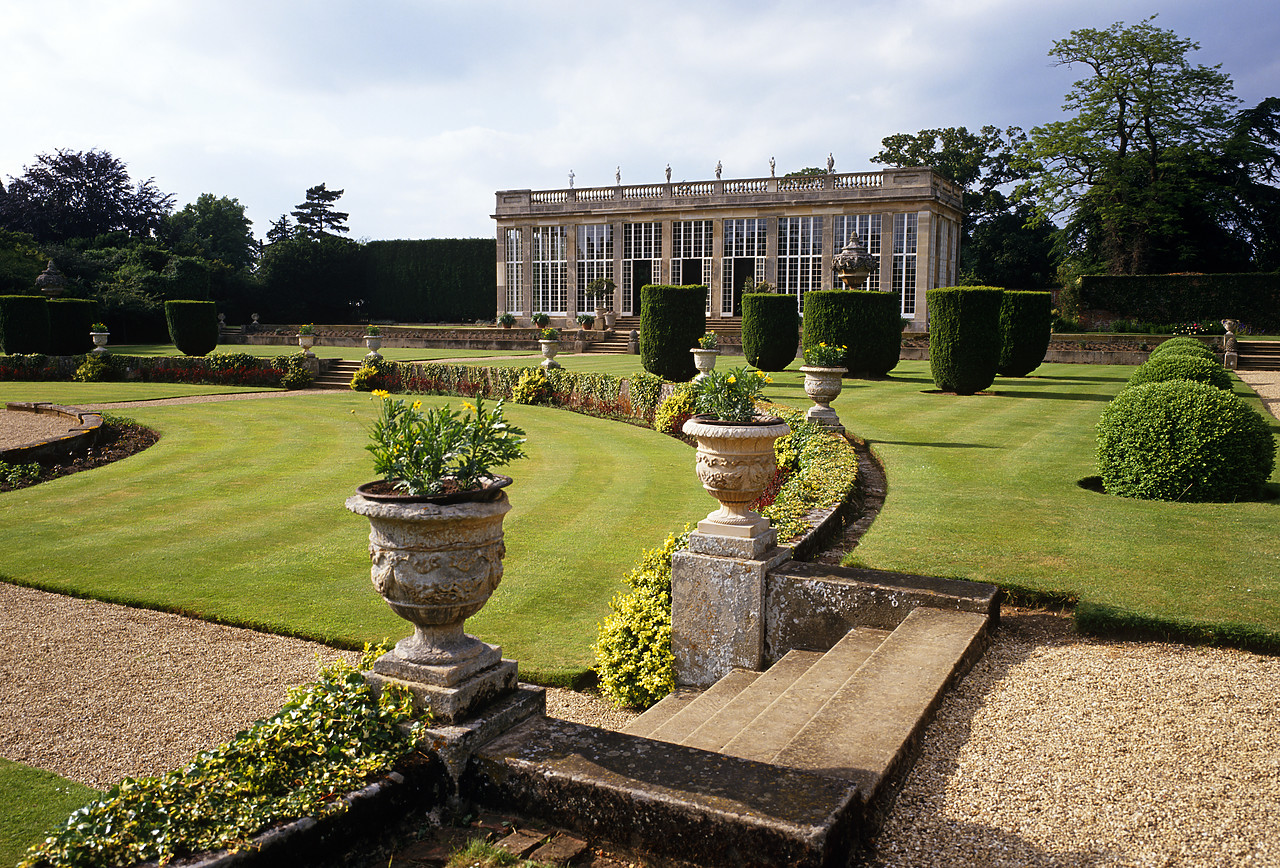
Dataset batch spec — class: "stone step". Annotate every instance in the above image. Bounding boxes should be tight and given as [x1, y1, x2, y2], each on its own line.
[620, 687, 702, 739]
[770, 607, 990, 795]
[681, 649, 823, 753]
[721, 628, 890, 764]
[644, 668, 759, 745]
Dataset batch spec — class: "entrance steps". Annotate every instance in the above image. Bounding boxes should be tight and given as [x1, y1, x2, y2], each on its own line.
[1237, 340, 1280, 371]
[312, 359, 361, 389]
[584, 331, 631, 354]
[469, 604, 992, 867]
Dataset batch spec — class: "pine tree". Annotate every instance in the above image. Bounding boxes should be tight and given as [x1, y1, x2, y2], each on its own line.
[290, 183, 349, 239]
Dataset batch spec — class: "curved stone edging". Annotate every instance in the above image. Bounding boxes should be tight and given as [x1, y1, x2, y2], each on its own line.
[1, 402, 103, 463]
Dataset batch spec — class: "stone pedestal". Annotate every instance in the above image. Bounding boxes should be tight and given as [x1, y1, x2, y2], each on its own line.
[365, 646, 519, 725]
[671, 530, 792, 687]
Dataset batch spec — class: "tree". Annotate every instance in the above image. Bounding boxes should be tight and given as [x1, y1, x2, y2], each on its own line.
[290, 183, 349, 238]
[0, 148, 174, 243]
[265, 213, 295, 245]
[161, 194, 256, 270]
[0, 228, 45, 294]
[1015, 17, 1243, 274]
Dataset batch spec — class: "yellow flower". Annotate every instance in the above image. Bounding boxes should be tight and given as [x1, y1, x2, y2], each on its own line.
[372, 389, 390, 399]
[727, 375, 736, 384]
[463, 401, 477, 413]
[411, 401, 422, 411]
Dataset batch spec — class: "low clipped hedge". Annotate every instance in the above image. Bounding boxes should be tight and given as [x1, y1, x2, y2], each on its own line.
[0, 295, 50, 355]
[1148, 336, 1218, 363]
[741, 293, 800, 371]
[640, 285, 706, 381]
[997, 291, 1052, 377]
[47, 299, 98, 356]
[926, 286, 1004, 394]
[802, 290, 900, 376]
[164, 300, 219, 357]
[1096, 380, 1276, 502]
[1127, 354, 1234, 391]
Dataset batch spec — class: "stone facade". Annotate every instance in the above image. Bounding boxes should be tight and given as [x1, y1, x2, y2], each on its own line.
[493, 168, 963, 332]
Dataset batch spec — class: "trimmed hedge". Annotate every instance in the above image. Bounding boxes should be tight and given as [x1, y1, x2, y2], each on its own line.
[1127, 355, 1234, 391]
[1148, 336, 1218, 363]
[640, 285, 706, 381]
[164, 300, 219, 357]
[47, 298, 98, 356]
[997, 290, 1052, 377]
[741, 293, 800, 371]
[1079, 272, 1280, 332]
[1096, 380, 1276, 502]
[926, 286, 1004, 394]
[359, 239, 496, 323]
[0, 295, 50, 355]
[802, 290, 901, 376]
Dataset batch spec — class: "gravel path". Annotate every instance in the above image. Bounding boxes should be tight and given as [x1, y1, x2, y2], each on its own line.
[2, 374, 1278, 866]
[0, 408, 85, 451]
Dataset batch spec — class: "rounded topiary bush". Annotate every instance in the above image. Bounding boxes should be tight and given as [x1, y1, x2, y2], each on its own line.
[997, 290, 1052, 377]
[1148, 336, 1217, 363]
[1096, 380, 1276, 502]
[0, 294, 51, 355]
[640, 284, 706, 381]
[1127, 354, 1233, 391]
[47, 298, 98, 355]
[803, 289, 901, 376]
[741, 293, 799, 371]
[164, 300, 219, 357]
[926, 286, 1004, 394]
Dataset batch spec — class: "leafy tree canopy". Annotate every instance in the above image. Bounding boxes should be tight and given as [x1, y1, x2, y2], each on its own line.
[0, 148, 174, 243]
[291, 183, 349, 239]
[161, 194, 256, 270]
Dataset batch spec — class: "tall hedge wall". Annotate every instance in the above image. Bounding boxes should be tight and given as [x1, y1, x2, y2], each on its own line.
[165, 300, 219, 357]
[1079, 272, 1280, 331]
[741, 293, 800, 371]
[927, 286, 1004, 395]
[0, 295, 50, 355]
[997, 291, 1052, 377]
[360, 239, 496, 323]
[47, 298, 98, 355]
[802, 290, 901, 376]
[640, 284, 706, 381]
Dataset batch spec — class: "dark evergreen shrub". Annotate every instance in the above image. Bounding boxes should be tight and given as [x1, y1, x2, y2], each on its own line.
[1127, 354, 1233, 391]
[802, 290, 901, 376]
[640, 285, 705, 381]
[47, 298, 98, 355]
[997, 291, 1052, 377]
[1096, 380, 1276, 501]
[164, 300, 219, 357]
[926, 286, 1004, 394]
[1147, 336, 1217, 363]
[741, 293, 799, 371]
[0, 295, 50, 354]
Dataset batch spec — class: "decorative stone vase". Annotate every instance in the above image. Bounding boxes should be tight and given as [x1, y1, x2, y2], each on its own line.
[800, 365, 848, 431]
[298, 333, 316, 357]
[690, 348, 720, 381]
[90, 332, 110, 354]
[364, 335, 383, 360]
[539, 339, 561, 369]
[681, 415, 789, 539]
[346, 476, 512, 668]
[603, 309, 617, 330]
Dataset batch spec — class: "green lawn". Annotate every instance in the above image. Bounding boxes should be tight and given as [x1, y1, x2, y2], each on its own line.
[763, 361, 1280, 644]
[0, 759, 99, 868]
[0, 387, 709, 684]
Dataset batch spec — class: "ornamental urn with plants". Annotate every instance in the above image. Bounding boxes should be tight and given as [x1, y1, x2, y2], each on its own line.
[691, 332, 720, 381]
[682, 367, 789, 538]
[800, 342, 848, 431]
[539, 327, 561, 369]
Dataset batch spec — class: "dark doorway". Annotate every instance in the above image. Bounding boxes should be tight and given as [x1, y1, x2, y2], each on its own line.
[731, 258, 755, 316]
[630, 261, 652, 314]
[681, 259, 703, 286]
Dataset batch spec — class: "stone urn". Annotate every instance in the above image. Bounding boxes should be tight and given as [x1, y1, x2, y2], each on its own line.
[539, 339, 561, 369]
[90, 331, 110, 354]
[364, 335, 383, 360]
[800, 365, 848, 431]
[690, 348, 720, 381]
[681, 415, 789, 539]
[298, 333, 316, 357]
[603, 309, 617, 330]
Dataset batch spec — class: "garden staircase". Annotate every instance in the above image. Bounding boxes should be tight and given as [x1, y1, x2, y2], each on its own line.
[467, 569, 997, 868]
[312, 359, 361, 390]
[583, 329, 631, 354]
[1237, 340, 1280, 371]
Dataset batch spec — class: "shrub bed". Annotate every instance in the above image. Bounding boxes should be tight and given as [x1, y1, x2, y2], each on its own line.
[1096, 380, 1276, 502]
[926, 286, 1004, 394]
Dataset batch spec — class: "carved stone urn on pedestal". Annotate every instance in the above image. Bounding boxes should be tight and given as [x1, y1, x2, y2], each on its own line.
[681, 415, 789, 539]
[690, 348, 720, 381]
[538, 339, 561, 370]
[799, 366, 848, 431]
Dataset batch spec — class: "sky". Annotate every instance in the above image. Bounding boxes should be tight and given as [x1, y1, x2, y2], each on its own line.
[4, 0, 1278, 243]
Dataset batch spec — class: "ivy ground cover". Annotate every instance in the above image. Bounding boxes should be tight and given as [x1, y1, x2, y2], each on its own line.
[761, 361, 1280, 647]
[0, 387, 708, 684]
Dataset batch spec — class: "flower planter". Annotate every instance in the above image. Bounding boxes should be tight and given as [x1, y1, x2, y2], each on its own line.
[603, 309, 617, 330]
[298, 334, 316, 357]
[538, 339, 561, 369]
[364, 336, 383, 360]
[681, 415, 789, 539]
[691, 348, 720, 381]
[90, 332, 110, 354]
[800, 365, 848, 431]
